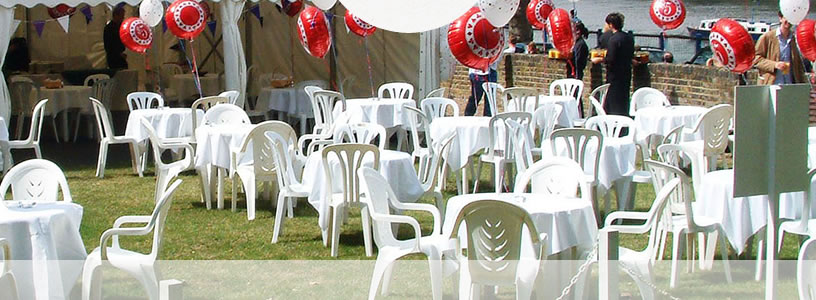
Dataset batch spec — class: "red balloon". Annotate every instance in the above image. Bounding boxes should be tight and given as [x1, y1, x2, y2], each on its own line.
[198, 0, 210, 21]
[526, 0, 554, 30]
[345, 10, 376, 37]
[546, 8, 574, 55]
[282, 0, 303, 17]
[119, 17, 153, 54]
[650, 0, 686, 30]
[709, 18, 755, 73]
[447, 7, 505, 71]
[48, 4, 76, 19]
[797, 19, 816, 61]
[297, 6, 332, 58]
[165, 0, 207, 40]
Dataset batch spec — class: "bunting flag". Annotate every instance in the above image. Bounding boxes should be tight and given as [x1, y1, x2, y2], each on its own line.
[56, 15, 70, 33]
[162, 18, 167, 33]
[250, 5, 263, 27]
[80, 6, 93, 24]
[33, 21, 45, 37]
[11, 20, 20, 34]
[207, 20, 217, 34]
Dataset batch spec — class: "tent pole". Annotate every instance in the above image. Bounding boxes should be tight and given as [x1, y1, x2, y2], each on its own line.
[328, 7, 337, 91]
[245, 3, 252, 73]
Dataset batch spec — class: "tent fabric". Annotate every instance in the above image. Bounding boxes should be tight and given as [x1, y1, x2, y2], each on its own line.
[219, 0, 246, 108]
[0, 6, 13, 121]
[0, 0, 142, 9]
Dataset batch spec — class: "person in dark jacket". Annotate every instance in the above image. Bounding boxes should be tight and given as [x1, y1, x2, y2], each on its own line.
[103, 5, 127, 69]
[4, 38, 30, 74]
[567, 22, 589, 80]
[591, 12, 634, 116]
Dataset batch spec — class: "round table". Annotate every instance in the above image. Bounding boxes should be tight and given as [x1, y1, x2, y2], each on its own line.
[553, 136, 637, 192]
[125, 108, 204, 142]
[633, 106, 706, 143]
[261, 87, 298, 116]
[301, 149, 423, 231]
[429, 116, 491, 171]
[335, 98, 417, 129]
[537, 95, 580, 127]
[0, 201, 86, 300]
[38, 85, 93, 141]
[194, 124, 254, 208]
[171, 74, 221, 100]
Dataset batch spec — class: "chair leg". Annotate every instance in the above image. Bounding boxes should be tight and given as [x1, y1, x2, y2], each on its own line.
[272, 192, 287, 243]
[72, 112, 81, 143]
[81, 256, 103, 300]
[33, 144, 42, 159]
[96, 142, 108, 178]
[381, 263, 395, 296]
[50, 117, 60, 143]
[427, 251, 443, 300]
[198, 166, 212, 210]
[472, 161, 483, 193]
[15, 115, 23, 140]
[362, 206, 373, 257]
[331, 206, 342, 257]
[494, 162, 504, 193]
[217, 168, 225, 210]
[718, 230, 733, 283]
[245, 180, 256, 221]
[231, 174, 239, 213]
[670, 230, 684, 288]
[368, 256, 391, 300]
[756, 232, 765, 281]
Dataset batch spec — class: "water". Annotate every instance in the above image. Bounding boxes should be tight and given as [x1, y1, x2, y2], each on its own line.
[544, 0, 816, 62]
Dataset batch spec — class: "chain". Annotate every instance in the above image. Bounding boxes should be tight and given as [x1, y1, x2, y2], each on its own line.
[554, 242, 599, 300]
[619, 262, 681, 300]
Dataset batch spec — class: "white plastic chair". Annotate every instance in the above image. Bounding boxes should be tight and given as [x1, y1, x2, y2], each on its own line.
[294, 80, 329, 134]
[549, 79, 584, 126]
[219, 90, 241, 107]
[82, 180, 182, 300]
[201, 104, 251, 126]
[481, 82, 503, 117]
[83, 74, 110, 87]
[550, 128, 603, 219]
[588, 83, 610, 118]
[298, 90, 348, 159]
[140, 118, 194, 203]
[8, 99, 48, 158]
[644, 160, 732, 288]
[799, 237, 816, 300]
[474, 112, 532, 193]
[0, 159, 71, 202]
[267, 128, 311, 242]
[403, 106, 432, 170]
[190, 96, 230, 137]
[421, 97, 459, 121]
[359, 167, 447, 300]
[333, 123, 387, 150]
[322, 143, 379, 257]
[503, 87, 538, 114]
[778, 169, 816, 250]
[514, 157, 592, 203]
[450, 199, 546, 300]
[677, 104, 733, 198]
[530, 103, 562, 157]
[584, 115, 641, 213]
[8, 80, 52, 141]
[377, 82, 414, 100]
[75, 78, 115, 142]
[629, 87, 670, 116]
[127, 92, 164, 111]
[425, 87, 446, 98]
[415, 132, 457, 217]
[508, 119, 536, 176]
[90, 97, 144, 178]
[0, 238, 18, 300]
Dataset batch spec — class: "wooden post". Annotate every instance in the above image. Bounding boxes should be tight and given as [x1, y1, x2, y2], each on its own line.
[599, 228, 619, 300]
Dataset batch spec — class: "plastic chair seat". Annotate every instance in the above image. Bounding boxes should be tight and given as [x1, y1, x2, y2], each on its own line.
[632, 170, 652, 183]
[87, 246, 154, 272]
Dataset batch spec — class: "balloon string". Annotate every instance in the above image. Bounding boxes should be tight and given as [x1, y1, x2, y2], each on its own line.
[188, 39, 204, 98]
[363, 37, 375, 97]
[177, 39, 196, 81]
[289, 18, 295, 78]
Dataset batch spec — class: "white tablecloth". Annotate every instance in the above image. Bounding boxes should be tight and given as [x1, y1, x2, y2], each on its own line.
[0, 117, 8, 142]
[633, 106, 706, 143]
[538, 95, 580, 127]
[441, 193, 598, 256]
[0, 201, 86, 300]
[171, 74, 221, 100]
[38, 85, 92, 115]
[194, 124, 254, 170]
[301, 149, 423, 230]
[125, 108, 204, 142]
[262, 87, 298, 115]
[334, 98, 417, 129]
[429, 116, 491, 170]
[553, 137, 637, 191]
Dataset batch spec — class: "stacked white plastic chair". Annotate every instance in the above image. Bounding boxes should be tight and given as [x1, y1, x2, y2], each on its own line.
[300, 90, 347, 157]
[550, 128, 603, 219]
[474, 112, 532, 193]
[90, 97, 144, 178]
[584, 115, 641, 213]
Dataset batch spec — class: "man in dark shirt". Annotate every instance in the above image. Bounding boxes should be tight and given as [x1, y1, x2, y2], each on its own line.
[103, 6, 127, 69]
[591, 12, 634, 116]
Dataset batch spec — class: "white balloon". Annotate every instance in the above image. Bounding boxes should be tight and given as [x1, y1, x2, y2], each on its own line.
[479, 0, 519, 27]
[780, 0, 809, 25]
[312, 0, 337, 10]
[338, 0, 475, 33]
[139, 0, 164, 27]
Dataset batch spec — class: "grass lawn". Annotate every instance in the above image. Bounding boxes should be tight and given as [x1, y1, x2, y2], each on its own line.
[13, 140, 806, 298]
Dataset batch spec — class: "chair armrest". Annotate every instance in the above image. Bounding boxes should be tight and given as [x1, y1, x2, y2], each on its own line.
[0, 238, 10, 272]
[603, 224, 650, 235]
[113, 215, 152, 228]
[603, 211, 648, 228]
[535, 233, 548, 262]
[369, 211, 423, 251]
[390, 202, 442, 235]
[298, 133, 332, 155]
[100, 226, 151, 260]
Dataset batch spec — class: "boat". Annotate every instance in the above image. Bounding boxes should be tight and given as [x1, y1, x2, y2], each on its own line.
[687, 18, 775, 40]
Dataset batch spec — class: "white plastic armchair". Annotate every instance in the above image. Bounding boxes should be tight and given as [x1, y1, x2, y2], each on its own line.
[425, 87, 446, 98]
[359, 167, 447, 300]
[191, 96, 230, 135]
[482, 82, 504, 116]
[449, 199, 546, 300]
[377, 82, 414, 100]
[629, 87, 670, 116]
[550, 128, 603, 218]
[127, 92, 164, 111]
[201, 104, 251, 126]
[799, 237, 816, 300]
[140, 118, 194, 203]
[508, 119, 536, 175]
[503, 87, 539, 113]
[513, 157, 592, 203]
[779, 169, 816, 250]
[421, 97, 459, 121]
[530, 103, 562, 157]
[90, 97, 144, 178]
[415, 132, 457, 217]
[0, 159, 71, 202]
[219, 90, 241, 107]
[8, 99, 48, 158]
[0, 238, 18, 300]
[333, 123, 387, 150]
[267, 130, 311, 242]
[474, 112, 532, 193]
[678, 104, 733, 197]
[549, 79, 584, 103]
[588, 83, 610, 117]
[83, 74, 110, 87]
[82, 180, 182, 300]
[585, 115, 641, 212]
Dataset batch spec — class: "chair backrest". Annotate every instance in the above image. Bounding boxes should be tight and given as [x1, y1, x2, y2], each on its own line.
[21, 99, 48, 144]
[662, 125, 685, 145]
[0, 238, 18, 300]
[127, 92, 164, 111]
[486, 112, 532, 160]
[0, 159, 72, 202]
[644, 160, 695, 221]
[322, 143, 380, 206]
[482, 82, 504, 116]
[239, 121, 297, 182]
[421, 97, 459, 121]
[794, 169, 816, 234]
[508, 119, 535, 175]
[219, 90, 241, 106]
[91, 78, 115, 108]
[425, 87, 446, 98]
[311, 90, 347, 135]
[333, 123, 387, 150]
[403, 106, 431, 156]
[9, 80, 37, 117]
[550, 128, 603, 182]
[304, 85, 323, 102]
[89, 97, 116, 140]
[630, 87, 670, 116]
[83, 74, 110, 86]
[656, 144, 687, 168]
[417, 132, 457, 193]
[798, 237, 816, 300]
[514, 157, 591, 201]
[531, 103, 563, 144]
[584, 115, 636, 140]
[588, 83, 610, 117]
[450, 199, 543, 286]
[549, 79, 584, 103]
[691, 104, 733, 159]
[201, 103, 251, 126]
[377, 82, 414, 100]
[503, 87, 539, 113]
[191, 96, 230, 130]
[116, 180, 181, 262]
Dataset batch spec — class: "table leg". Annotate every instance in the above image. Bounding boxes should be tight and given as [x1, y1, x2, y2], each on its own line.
[217, 168, 225, 210]
[60, 110, 70, 142]
[197, 165, 212, 209]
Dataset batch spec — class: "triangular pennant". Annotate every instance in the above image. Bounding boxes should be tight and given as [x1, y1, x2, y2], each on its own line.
[33, 21, 45, 37]
[80, 6, 93, 24]
[207, 20, 216, 34]
[162, 19, 167, 33]
[11, 20, 20, 34]
[250, 5, 262, 22]
[57, 15, 70, 33]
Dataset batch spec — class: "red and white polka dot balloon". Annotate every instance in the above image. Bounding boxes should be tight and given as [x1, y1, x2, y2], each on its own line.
[709, 18, 755, 73]
[119, 17, 153, 54]
[165, 0, 207, 40]
[649, 0, 686, 31]
[345, 10, 376, 37]
[447, 7, 505, 71]
[298, 6, 332, 58]
[546, 8, 574, 55]
[526, 0, 554, 30]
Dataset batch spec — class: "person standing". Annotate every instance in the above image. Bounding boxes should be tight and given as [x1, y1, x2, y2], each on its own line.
[754, 11, 806, 85]
[591, 12, 634, 116]
[103, 5, 127, 69]
[567, 22, 589, 80]
[465, 59, 499, 116]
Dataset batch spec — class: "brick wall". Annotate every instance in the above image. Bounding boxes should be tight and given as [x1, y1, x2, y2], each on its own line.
[442, 54, 816, 123]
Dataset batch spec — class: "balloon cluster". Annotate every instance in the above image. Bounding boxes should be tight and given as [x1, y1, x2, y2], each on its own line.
[709, 18, 754, 73]
[120, 17, 154, 54]
[526, 0, 554, 30]
[447, 7, 505, 71]
[298, 6, 332, 58]
[649, 0, 686, 31]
